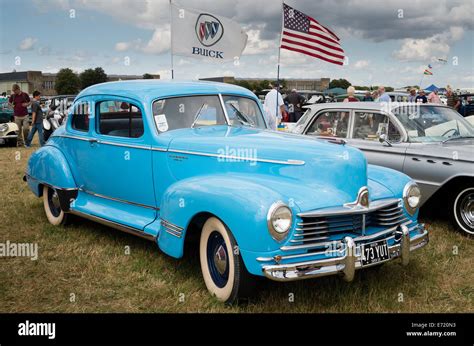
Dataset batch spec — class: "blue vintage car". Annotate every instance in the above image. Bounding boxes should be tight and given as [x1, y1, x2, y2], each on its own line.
[25, 80, 428, 303]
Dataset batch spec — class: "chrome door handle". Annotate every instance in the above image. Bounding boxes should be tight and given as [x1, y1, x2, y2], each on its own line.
[88, 138, 98, 144]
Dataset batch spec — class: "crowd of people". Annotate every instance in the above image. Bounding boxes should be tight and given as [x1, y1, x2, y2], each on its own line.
[7, 84, 44, 147]
[263, 84, 462, 129]
[3, 82, 466, 144]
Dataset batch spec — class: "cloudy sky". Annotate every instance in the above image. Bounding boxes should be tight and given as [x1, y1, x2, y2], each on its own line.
[0, 0, 473, 88]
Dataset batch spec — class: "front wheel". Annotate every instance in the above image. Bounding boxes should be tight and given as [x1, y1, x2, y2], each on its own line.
[199, 217, 254, 304]
[8, 138, 17, 147]
[452, 187, 474, 235]
[43, 185, 68, 226]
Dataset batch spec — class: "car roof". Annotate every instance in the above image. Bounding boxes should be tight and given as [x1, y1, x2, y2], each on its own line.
[76, 80, 256, 103]
[304, 102, 452, 112]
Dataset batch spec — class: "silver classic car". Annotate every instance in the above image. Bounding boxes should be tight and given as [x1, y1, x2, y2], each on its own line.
[292, 103, 474, 235]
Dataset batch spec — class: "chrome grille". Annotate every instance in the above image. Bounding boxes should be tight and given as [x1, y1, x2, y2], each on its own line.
[292, 201, 407, 247]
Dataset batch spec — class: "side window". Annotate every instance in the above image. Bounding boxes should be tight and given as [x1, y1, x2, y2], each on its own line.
[352, 112, 401, 142]
[306, 111, 349, 138]
[71, 101, 90, 132]
[97, 100, 144, 138]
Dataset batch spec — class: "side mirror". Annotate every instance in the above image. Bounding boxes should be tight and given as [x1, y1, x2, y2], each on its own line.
[379, 134, 392, 147]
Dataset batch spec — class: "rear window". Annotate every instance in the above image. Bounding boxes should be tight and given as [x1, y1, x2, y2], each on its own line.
[71, 101, 90, 132]
[97, 100, 144, 138]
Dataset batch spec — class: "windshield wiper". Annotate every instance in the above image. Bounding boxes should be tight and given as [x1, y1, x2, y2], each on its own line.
[228, 103, 254, 127]
[442, 135, 474, 144]
[191, 103, 207, 128]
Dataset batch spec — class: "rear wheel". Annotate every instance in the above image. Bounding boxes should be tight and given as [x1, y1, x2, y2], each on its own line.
[452, 187, 474, 235]
[199, 217, 254, 304]
[43, 185, 68, 226]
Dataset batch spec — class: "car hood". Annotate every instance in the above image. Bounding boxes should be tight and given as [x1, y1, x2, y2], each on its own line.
[166, 125, 369, 206]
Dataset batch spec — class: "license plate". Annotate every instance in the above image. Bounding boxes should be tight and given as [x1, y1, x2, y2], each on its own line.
[361, 240, 390, 266]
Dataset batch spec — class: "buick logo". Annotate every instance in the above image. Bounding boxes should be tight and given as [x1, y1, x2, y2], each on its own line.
[195, 14, 224, 47]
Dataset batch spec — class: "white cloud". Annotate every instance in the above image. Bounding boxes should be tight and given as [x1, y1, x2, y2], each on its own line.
[114, 26, 170, 55]
[354, 60, 369, 69]
[393, 26, 464, 62]
[242, 29, 275, 55]
[19, 37, 38, 51]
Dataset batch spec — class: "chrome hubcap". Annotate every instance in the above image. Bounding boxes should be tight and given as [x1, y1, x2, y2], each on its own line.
[51, 190, 61, 210]
[460, 193, 474, 228]
[214, 245, 227, 275]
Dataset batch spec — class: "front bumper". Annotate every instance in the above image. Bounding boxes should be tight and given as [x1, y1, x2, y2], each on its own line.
[262, 224, 428, 282]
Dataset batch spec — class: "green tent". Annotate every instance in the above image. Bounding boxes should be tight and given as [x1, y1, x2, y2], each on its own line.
[323, 87, 346, 95]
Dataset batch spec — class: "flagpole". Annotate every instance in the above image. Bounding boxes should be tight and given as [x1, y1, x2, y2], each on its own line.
[276, 0, 284, 124]
[169, 0, 174, 79]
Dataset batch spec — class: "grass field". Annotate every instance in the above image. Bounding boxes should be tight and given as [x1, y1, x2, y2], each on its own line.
[0, 141, 473, 313]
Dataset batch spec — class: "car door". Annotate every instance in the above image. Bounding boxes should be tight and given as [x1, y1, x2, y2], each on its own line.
[346, 111, 408, 172]
[67, 96, 156, 231]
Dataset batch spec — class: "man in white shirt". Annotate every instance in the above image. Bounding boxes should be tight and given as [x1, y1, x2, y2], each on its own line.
[377, 86, 391, 102]
[264, 83, 284, 130]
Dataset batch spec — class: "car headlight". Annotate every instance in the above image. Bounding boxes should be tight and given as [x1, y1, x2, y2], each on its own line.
[0, 124, 8, 132]
[403, 182, 421, 215]
[267, 202, 292, 241]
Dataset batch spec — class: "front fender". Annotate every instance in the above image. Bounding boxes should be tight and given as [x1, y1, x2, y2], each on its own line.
[367, 164, 411, 198]
[26, 145, 77, 196]
[368, 164, 418, 221]
[157, 174, 296, 259]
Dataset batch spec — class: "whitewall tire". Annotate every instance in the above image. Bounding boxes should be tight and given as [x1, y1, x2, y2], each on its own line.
[43, 185, 67, 226]
[453, 187, 474, 235]
[199, 217, 253, 304]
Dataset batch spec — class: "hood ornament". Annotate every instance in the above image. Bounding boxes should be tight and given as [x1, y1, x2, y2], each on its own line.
[344, 187, 370, 209]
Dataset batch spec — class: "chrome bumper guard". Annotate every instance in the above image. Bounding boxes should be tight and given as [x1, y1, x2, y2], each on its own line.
[262, 224, 428, 282]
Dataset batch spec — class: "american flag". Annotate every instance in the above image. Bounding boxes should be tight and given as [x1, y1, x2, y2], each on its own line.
[281, 3, 345, 66]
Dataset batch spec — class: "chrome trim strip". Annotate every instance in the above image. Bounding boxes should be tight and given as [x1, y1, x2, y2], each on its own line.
[54, 134, 151, 150]
[298, 198, 400, 218]
[70, 210, 155, 241]
[352, 221, 412, 242]
[290, 235, 329, 243]
[24, 173, 79, 192]
[164, 229, 182, 238]
[160, 219, 184, 239]
[256, 248, 344, 262]
[151, 147, 168, 152]
[168, 149, 305, 166]
[53, 134, 90, 142]
[80, 188, 159, 210]
[281, 240, 341, 251]
[98, 140, 151, 150]
[161, 219, 184, 232]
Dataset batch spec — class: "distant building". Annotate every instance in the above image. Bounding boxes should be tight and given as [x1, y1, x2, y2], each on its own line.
[199, 76, 330, 92]
[0, 71, 160, 96]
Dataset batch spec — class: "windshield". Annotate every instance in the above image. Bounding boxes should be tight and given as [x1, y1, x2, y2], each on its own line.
[152, 95, 226, 132]
[222, 95, 266, 129]
[292, 108, 313, 133]
[393, 105, 474, 142]
[152, 94, 266, 132]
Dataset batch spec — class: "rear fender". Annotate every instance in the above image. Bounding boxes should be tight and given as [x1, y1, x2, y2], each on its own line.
[26, 145, 78, 210]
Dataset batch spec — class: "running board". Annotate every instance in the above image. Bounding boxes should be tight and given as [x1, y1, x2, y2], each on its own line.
[70, 210, 156, 241]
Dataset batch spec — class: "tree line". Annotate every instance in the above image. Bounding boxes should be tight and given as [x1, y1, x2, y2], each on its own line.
[54, 68, 155, 94]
